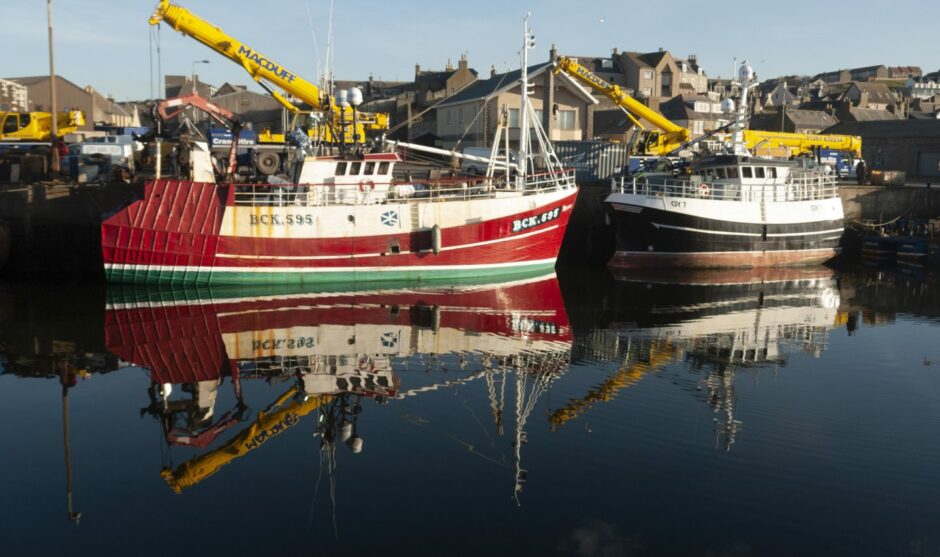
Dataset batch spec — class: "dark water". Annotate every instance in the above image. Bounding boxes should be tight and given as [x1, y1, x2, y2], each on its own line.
[1, 264, 939, 556]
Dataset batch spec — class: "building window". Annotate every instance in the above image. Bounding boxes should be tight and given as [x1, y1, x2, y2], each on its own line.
[508, 108, 520, 128]
[558, 110, 576, 130]
[643, 70, 653, 80]
[641, 88, 652, 98]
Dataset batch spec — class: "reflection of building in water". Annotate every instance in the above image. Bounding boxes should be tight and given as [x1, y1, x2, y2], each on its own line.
[563, 269, 843, 449]
[105, 274, 572, 498]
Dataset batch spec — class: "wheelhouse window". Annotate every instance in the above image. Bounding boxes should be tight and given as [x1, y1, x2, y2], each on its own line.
[754, 167, 765, 178]
[767, 167, 777, 178]
[364, 162, 376, 175]
[335, 162, 348, 176]
[350, 162, 362, 175]
[727, 167, 739, 178]
[378, 162, 390, 174]
[742, 167, 753, 178]
[715, 168, 727, 179]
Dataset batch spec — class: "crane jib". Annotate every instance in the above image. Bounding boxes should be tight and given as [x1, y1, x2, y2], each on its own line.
[236, 45, 297, 84]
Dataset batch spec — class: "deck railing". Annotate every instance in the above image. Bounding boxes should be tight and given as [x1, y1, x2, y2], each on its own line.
[232, 168, 577, 207]
[611, 172, 839, 203]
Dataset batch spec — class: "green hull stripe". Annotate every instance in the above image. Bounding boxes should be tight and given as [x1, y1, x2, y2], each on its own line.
[105, 261, 558, 289]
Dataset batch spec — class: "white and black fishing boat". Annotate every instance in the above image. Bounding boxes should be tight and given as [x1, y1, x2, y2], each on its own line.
[605, 62, 844, 269]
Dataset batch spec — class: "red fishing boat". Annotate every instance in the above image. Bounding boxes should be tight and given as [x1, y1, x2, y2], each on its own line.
[101, 152, 576, 285]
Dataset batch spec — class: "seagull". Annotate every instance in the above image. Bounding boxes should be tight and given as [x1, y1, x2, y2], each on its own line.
[598, 16, 606, 23]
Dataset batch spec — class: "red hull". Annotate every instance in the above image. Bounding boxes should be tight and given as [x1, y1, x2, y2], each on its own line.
[105, 275, 572, 385]
[102, 180, 578, 283]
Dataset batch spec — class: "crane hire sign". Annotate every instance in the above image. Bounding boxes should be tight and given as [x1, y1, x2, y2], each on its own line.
[237, 45, 297, 84]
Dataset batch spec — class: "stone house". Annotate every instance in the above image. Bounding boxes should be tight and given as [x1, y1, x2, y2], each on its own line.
[658, 93, 730, 137]
[433, 62, 598, 149]
[616, 49, 682, 105]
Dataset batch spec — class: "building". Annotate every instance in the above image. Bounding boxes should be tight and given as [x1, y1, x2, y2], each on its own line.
[210, 87, 286, 133]
[888, 66, 923, 79]
[616, 49, 682, 105]
[6, 75, 93, 131]
[751, 108, 839, 135]
[764, 82, 799, 108]
[814, 65, 889, 84]
[415, 55, 478, 107]
[843, 82, 896, 111]
[433, 62, 598, 149]
[824, 120, 940, 178]
[676, 55, 709, 94]
[164, 74, 215, 99]
[85, 87, 134, 127]
[658, 93, 730, 137]
[909, 79, 940, 100]
[0, 78, 27, 112]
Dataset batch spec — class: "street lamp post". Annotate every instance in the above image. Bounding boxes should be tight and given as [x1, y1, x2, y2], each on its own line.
[191, 60, 210, 94]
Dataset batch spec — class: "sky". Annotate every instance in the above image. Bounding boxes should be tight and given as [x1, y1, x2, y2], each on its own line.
[1, 0, 937, 102]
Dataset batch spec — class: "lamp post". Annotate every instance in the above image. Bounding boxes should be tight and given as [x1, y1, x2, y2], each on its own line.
[47, 0, 59, 173]
[191, 60, 209, 94]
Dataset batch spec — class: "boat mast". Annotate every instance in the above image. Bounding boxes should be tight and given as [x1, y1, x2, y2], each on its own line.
[519, 14, 534, 179]
[731, 61, 756, 155]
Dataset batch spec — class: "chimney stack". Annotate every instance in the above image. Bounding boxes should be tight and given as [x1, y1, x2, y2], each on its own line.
[490, 65, 497, 78]
[415, 63, 421, 76]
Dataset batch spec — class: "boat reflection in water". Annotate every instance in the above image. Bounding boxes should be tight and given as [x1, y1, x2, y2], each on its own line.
[561, 267, 842, 449]
[104, 273, 572, 497]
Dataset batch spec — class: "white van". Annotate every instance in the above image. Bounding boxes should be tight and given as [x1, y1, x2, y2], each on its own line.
[460, 146, 518, 175]
[81, 135, 141, 172]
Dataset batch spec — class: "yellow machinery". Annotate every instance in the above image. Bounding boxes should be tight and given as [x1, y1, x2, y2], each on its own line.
[149, 0, 389, 146]
[554, 56, 691, 155]
[553, 56, 861, 159]
[0, 110, 85, 142]
[161, 387, 331, 493]
[548, 339, 674, 430]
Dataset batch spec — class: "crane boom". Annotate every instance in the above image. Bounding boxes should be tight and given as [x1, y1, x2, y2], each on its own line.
[150, 0, 326, 112]
[554, 56, 691, 154]
[161, 387, 331, 493]
[149, 0, 389, 144]
[554, 56, 862, 159]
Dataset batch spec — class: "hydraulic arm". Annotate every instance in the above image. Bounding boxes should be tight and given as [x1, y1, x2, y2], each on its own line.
[554, 56, 862, 159]
[161, 387, 331, 493]
[149, 0, 388, 145]
[554, 56, 691, 155]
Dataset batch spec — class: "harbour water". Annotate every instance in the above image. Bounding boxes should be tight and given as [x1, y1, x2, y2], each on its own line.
[0, 264, 938, 556]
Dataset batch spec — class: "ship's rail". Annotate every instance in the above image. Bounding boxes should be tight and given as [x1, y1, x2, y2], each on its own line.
[611, 172, 839, 203]
[231, 168, 576, 207]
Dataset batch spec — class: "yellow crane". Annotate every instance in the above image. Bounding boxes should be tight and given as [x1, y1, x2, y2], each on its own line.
[553, 56, 861, 159]
[554, 56, 691, 155]
[161, 387, 331, 493]
[548, 339, 675, 430]
[0, 110, 85, 142]
[149, 0, 388, 146]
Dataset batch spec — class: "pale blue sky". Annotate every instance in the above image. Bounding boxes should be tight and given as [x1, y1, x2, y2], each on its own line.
[1, 0, 936, 101]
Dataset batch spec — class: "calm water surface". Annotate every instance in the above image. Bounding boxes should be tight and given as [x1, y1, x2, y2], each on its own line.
[1, 265, 939, 556]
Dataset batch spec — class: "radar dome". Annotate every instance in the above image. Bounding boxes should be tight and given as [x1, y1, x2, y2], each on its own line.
[721, 98, 736, 113]
[349, 87, 363, 107]
[337, 89, 349, 108]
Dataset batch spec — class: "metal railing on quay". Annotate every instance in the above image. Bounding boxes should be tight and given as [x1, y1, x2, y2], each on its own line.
[231, 168, 576, 207]
[611, 172, 838, 203]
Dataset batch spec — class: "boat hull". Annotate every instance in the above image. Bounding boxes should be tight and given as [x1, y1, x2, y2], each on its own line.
[606, 192, 843, 269]
[102, 180, 577, 285]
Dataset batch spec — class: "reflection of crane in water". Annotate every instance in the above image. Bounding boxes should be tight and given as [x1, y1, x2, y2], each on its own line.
[548, 339, 675, 431]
